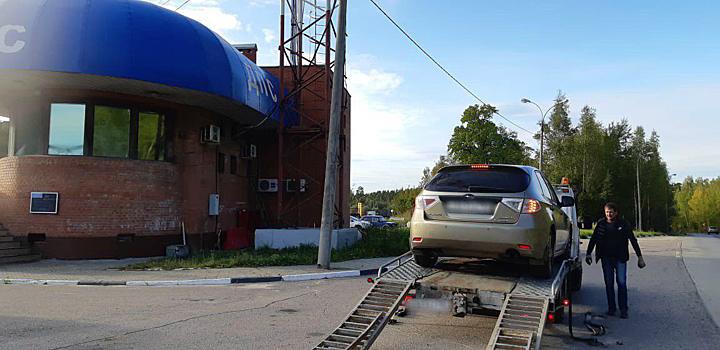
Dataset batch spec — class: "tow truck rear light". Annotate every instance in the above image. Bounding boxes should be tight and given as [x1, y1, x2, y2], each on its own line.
[415, 195, 439, 210]
[471, 164, 490, 170]
[563, 299, 570, 306]
[547, 313, 555, 323]
[522, 199, 541, 214]
[518, 244, 532, 250]
[412, 237, 423, 243]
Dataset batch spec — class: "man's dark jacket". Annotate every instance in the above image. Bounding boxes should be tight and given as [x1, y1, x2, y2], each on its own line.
[586, 218, 642, 262]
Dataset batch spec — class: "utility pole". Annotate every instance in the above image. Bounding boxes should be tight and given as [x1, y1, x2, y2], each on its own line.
[318, 0, 347, 269]
[636, 153, 643, 232]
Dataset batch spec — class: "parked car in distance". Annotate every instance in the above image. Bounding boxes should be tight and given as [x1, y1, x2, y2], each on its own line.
[708, 226, 719, 234]
[360, 215, 399, 228]
[350, 216, 371, 229]
[409, 164, 575, 277]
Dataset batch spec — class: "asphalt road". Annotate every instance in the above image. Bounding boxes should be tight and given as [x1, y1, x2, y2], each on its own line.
[1, 236, 718, 349]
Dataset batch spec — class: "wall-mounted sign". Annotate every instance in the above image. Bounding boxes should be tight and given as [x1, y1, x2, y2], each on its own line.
[30, 192, 58, 214]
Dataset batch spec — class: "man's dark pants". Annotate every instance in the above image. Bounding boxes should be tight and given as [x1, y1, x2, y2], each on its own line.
[601, 257, 628, 313]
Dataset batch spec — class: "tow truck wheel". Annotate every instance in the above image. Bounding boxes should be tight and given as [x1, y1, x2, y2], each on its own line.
[413, 252, 437, 267]
[569, 266, 583, 292]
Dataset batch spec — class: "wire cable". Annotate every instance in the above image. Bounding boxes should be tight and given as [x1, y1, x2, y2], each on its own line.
[175, 0, 191, 11]
[368, 0, 534, 135]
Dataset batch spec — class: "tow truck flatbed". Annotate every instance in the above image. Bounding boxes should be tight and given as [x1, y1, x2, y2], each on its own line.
[314, 183, 582, 350]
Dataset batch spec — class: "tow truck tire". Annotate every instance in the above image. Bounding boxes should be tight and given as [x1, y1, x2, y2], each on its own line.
[554, 307, 565, 324]
[569, 266, 583, 292]
[413, 253, 437, 268]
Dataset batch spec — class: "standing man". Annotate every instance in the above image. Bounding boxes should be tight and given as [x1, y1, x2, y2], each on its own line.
[586, 203, 646, 318]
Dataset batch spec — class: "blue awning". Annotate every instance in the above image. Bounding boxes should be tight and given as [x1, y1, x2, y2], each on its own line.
[0, 0, 294, 125]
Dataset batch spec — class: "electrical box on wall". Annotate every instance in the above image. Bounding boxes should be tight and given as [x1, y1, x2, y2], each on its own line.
[241, 144, 257, 159]
[285, 179, 307, 193]
[257, 179, 278, 192]
[202, 125, 221, 143]
[209, 194, 220, 216]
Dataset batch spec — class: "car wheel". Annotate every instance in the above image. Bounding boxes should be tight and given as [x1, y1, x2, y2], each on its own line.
[413, 252, 437, 268]
[537, 233, 555, 278]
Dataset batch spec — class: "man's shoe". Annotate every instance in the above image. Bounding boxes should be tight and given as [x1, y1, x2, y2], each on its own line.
[606, 310, 616, 316]
[620, 312, 629, 319]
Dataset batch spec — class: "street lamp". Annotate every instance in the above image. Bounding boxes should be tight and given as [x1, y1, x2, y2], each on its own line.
[635, 151, 653, 232]
[666, 173, 676, 232]
[521, 98, 556, 171]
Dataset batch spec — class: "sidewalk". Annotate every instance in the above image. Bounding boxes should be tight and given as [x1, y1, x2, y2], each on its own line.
[0, 256, 390, 284]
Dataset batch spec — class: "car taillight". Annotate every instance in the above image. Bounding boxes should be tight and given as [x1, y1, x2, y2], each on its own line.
[501, 198, 523, 212]
[522, 199, 541, 214]
[415, 195, 439, 210]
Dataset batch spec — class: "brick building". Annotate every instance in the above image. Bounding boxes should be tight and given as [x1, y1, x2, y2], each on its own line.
[0, 0, 350, 259]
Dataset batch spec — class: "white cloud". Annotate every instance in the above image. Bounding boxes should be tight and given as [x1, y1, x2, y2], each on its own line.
[347, 62, 436, 191]
[178, 6, 244, 34]
[140, 0, 245, 42]
[262, 28, 276, 43]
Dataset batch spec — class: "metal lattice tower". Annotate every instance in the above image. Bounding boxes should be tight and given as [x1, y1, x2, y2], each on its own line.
[275, 0, 346, 228]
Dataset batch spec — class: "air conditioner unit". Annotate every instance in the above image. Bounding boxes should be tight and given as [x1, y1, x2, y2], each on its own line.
[257, 179, 278, 192]
[202, 124, 221, 143]
[286, 179, 307, 193]
[241, 144, 257, 159]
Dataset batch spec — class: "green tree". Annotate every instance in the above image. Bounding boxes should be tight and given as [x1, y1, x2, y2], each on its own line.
[420, 155, 451, 186]
[447, 104, 531, 165]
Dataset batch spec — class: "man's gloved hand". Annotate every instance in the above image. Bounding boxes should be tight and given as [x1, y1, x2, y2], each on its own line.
[585, 256, 593, 265]
[638, 256, 646, 269]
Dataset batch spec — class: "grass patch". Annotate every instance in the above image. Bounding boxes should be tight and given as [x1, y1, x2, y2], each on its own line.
[120, 227, 410, 270]
[579, 229, 666, 239]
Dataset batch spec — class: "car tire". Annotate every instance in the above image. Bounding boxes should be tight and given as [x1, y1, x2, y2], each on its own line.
[537, 233, 555, 278]
[413, 252, 437, 268]
[569, 266, 583, 292]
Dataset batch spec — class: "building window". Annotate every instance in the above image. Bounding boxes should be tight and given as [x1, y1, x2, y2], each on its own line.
[48, 104, 86, 155]
[138, 112, 165, 161]
[93, 106, 130, 158]
[217, 153, 225, 173]
[0, 116, 9, 158]
[230, 155, 237, 175]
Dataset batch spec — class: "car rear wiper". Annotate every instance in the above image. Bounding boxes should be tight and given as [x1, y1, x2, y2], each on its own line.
[468, 186, 509, 192]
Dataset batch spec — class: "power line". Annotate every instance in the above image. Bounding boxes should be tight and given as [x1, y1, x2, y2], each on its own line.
[160, 0, 173, 6]
[368, 0, 534, 135]
[175, 0, 191, 11]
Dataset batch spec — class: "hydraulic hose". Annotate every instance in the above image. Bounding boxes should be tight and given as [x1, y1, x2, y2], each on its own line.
[566, 258, 606, 346]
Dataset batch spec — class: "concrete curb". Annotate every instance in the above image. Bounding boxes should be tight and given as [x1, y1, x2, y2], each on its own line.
[1, 267, 384, 287]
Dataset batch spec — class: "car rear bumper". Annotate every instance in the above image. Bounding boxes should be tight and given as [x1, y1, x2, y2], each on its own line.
[409, 209, 550, 262]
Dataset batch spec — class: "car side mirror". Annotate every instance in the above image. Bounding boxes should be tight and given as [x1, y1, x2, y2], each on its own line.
[561, 196, 575, 208]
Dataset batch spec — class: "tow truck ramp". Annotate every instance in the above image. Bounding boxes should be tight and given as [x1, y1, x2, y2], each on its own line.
[314, 254, 574, 350]
[487, 261, 570, 350]
[486, 295, 548, 350]
[314, 279, 413, 349]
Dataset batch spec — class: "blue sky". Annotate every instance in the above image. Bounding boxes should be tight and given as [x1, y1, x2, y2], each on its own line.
[143, 0, 720, 191]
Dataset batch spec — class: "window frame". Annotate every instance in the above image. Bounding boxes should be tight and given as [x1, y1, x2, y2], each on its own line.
[45, 99, 172, 162]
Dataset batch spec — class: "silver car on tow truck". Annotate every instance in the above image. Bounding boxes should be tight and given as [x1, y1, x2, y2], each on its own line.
[409, 164, 575, 277]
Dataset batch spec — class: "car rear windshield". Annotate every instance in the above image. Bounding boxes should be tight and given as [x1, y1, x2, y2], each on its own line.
[425, 166, 531, 193]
